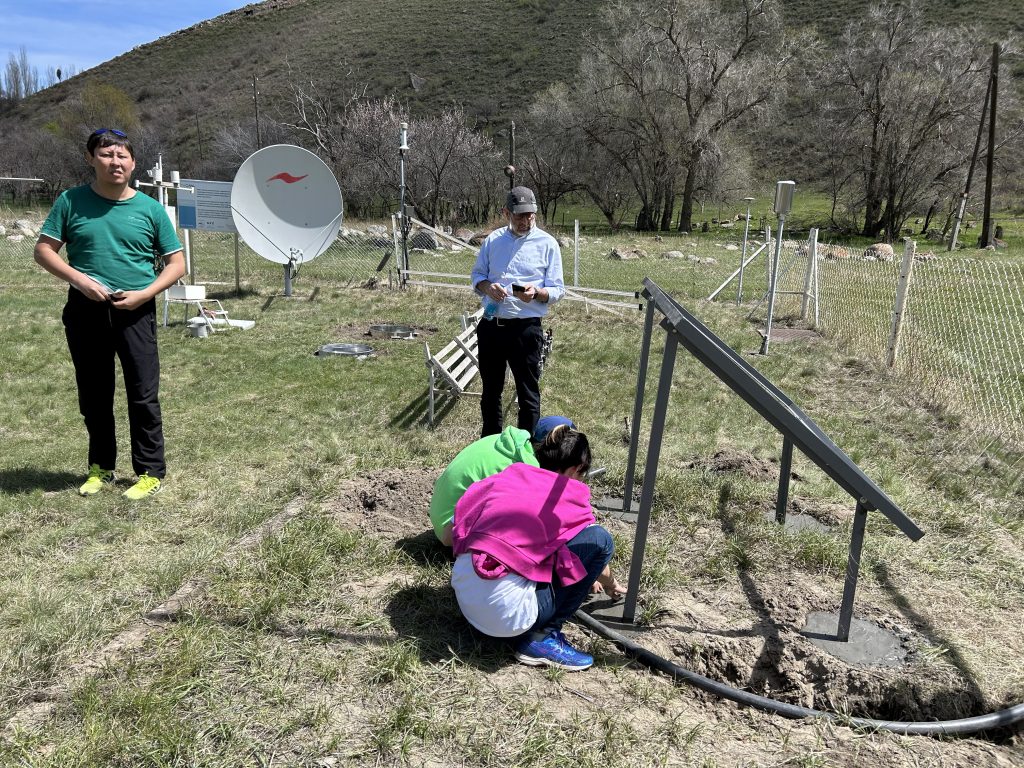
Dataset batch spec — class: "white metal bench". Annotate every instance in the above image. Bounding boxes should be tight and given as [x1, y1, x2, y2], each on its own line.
[424, 308, 483, 426]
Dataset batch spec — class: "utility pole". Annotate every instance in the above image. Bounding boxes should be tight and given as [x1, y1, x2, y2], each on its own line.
[979, 43, 998, 248]
[252, 74, 262, 150]
[949, 75, 991, 251]
[508, 121, 516, 190]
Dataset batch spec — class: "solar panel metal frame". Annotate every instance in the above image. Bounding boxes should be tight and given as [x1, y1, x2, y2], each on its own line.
[643, 278, 922, 541]
[613, 279, 924, 638]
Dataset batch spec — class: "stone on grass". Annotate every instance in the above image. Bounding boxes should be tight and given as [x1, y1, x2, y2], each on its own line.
[864, 243, 895, 261]
[662, 250, 685, 260]
[365, 224, 389, 238]
[409, 230, 439, 250]
[819, 244, 849, 260]
[609, 246, 647, 260]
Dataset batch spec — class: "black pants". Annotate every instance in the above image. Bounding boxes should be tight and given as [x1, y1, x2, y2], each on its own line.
[62, 289, 166, 479]
[478, 317, 543, 438]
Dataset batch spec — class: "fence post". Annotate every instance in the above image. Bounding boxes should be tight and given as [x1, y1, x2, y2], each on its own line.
[886, 239, 917, 368]
[801, 228, 818, 320]
[574, 219, 580, 287]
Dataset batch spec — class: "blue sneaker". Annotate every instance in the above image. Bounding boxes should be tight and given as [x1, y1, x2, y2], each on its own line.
[514, 631, 593, 671]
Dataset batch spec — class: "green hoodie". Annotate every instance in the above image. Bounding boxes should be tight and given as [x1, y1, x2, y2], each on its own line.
[429, 426, 539, 544]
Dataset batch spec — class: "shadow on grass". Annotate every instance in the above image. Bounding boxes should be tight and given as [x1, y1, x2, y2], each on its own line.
[390, 388, 457, 430]
[715, 485, 787, 695]
[395, 529, 454, 569]
[391, 532, 511, 670]
[385, 581, 510, 671]
[871, 561, 985, 702]
[0, 466, 80, 494]
[207, 287, 259, 300]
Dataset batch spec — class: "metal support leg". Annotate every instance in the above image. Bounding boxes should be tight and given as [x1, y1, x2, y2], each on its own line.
[623, 297, 657, 514]
[775, 437, 793, 524]
[837, 500, 868, 642]
[622, 331, 678, 624]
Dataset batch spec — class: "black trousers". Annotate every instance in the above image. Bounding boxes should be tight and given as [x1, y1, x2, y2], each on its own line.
[477, 317, 543, 438]
[62, 289, 166, 479]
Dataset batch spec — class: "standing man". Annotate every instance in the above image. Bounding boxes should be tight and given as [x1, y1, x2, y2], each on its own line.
[34, 128, 185, 499]
[471, 186, 564, 437]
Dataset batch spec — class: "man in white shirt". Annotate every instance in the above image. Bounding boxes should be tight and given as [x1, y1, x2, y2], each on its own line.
[470, 186, 565, 437]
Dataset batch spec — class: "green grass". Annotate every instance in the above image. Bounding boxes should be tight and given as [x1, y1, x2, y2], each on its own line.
[1, 230, 1023, 765]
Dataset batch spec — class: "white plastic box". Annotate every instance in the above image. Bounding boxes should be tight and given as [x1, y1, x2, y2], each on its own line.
[168, 284, 206, 300]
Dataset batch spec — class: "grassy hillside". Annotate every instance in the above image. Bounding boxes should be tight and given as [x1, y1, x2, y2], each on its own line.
[1, 0, 1019, 178]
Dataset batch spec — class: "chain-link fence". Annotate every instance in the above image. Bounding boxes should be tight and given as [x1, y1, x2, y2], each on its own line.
[813, 244, 1024, 450]
[183, 227, 397, 291]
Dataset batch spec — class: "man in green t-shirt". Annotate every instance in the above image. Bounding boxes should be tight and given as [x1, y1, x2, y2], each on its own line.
[34, 128, 185, 500]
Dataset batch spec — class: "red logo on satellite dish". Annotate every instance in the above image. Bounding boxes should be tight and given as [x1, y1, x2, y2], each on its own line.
[266, 172, 309, 184]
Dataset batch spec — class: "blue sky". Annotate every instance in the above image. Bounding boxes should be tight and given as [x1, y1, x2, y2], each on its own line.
[1, 1, 260, 78]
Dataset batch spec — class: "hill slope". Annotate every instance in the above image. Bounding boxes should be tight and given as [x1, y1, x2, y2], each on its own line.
[2, 0, 1020, 179]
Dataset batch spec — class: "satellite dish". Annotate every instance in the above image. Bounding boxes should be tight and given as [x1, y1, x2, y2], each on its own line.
[231, 144, 343, 295]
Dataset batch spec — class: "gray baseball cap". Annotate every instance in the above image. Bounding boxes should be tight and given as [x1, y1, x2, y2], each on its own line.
[506, 186, 537, 214]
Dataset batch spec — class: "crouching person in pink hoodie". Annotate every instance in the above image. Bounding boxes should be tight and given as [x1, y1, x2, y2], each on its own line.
[451, 425, 626, 671]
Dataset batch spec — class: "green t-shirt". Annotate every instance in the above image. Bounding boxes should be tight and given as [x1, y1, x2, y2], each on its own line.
[41, 185, 182, 292]
[429, 427, 539, 543]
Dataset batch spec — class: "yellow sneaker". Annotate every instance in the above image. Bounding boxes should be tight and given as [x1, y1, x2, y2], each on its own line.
[79, 464, 115, 496]
[123, 473, 162, 500]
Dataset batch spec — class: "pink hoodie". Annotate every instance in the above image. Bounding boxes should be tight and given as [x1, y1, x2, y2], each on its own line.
[452, 463, 594, 585]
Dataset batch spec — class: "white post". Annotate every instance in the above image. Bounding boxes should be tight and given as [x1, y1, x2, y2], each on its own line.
[183, 228, 192, 283]
[949, 194, 967, 251]
[761, 181, 795, 355]
[801, 228, 818, 320]
[760, 214, 785, 354]
[737, 199, 754, 304]
[886, 239, 917, 368]
[813, 235, 820, 327]
[573, 219, 580, 287]
[234, 233, 241, 295]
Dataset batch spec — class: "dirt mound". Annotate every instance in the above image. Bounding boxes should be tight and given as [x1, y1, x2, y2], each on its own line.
[327, 467, 439, 539]
[687, 448, 779, 482]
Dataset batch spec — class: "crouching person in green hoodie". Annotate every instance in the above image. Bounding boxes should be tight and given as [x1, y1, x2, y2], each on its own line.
[429, 416, 574, 546]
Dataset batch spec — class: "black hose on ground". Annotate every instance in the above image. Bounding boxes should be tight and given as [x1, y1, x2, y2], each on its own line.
[576, 610, 1024, 737]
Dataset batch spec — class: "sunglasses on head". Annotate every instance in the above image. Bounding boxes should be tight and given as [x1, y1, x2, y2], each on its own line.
[90, 128, 127, 139]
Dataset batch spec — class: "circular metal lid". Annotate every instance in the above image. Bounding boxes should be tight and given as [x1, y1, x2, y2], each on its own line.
[368, 324, 416, 339]
[315, 343, 374, 357]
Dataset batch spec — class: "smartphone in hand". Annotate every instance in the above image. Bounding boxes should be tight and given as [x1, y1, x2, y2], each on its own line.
[511, 284, 526, 294]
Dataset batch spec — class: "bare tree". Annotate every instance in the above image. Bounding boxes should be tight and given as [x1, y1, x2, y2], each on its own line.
[813, 3, 994, 241]
[519, 83, 584, 224]
[2, 47, 40, 101]
[407, 106, 500, 227]
[562, 0, 802, 231]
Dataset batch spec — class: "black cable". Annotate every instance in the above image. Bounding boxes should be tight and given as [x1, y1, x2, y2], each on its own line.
[576, 610, 1024, 736]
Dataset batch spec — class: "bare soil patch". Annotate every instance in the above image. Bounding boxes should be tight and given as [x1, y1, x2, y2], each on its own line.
[686, 448, 780, 482]
[318, 468, 1022, 764]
